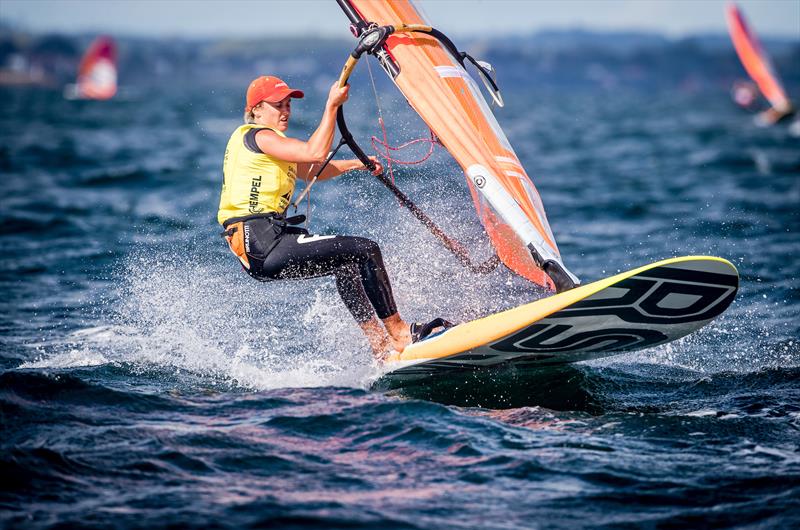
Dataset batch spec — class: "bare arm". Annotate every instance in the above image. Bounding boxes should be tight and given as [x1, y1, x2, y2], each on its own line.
[297, 157, 383, 181]
[256, 83, 348, 163]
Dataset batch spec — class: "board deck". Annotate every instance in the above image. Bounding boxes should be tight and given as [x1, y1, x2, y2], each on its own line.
[376, 256, 738, 388]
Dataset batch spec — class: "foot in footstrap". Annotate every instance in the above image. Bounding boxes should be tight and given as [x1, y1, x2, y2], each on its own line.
[410, 318, 454, 343]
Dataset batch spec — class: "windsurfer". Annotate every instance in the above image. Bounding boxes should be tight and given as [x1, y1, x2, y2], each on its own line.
[218, 75, 440, 358]
[726, 3, 795, 127]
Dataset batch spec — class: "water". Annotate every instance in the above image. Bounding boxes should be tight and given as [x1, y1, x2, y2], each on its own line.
[1, 76, 799, 528]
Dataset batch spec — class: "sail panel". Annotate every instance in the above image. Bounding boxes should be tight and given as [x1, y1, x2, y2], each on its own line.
[77, 36, 117, 100]
[346, 0, 563, 289]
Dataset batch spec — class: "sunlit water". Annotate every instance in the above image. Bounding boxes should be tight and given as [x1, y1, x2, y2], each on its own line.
[1, 73, 799, 528]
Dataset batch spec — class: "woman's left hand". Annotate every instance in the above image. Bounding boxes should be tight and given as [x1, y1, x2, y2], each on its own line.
[362, 156, 383, 176]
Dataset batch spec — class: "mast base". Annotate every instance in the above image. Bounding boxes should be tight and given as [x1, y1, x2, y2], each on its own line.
[543, 260, 579, 293]
[527, 243, 580, 293]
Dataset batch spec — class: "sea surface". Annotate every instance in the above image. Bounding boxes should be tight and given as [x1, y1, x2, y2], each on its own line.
[1, 69, 799, 528]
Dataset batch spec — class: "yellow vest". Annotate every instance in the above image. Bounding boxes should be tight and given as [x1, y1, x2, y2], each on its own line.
[217, 124, 297, 225]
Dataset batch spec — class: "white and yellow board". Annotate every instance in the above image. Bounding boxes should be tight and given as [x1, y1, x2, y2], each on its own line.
[378, 256, 739, 387]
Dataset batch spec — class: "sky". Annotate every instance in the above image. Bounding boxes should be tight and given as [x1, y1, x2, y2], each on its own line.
[2, 0, 799, 39]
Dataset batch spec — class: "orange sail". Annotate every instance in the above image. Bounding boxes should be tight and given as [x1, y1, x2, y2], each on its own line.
[726, 3, 792, 113]
[76, 36, 117, 100]
[341, 0, 576, 290]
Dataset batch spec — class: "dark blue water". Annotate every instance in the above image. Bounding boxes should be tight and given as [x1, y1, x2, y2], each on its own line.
[1, 73, 799, 528]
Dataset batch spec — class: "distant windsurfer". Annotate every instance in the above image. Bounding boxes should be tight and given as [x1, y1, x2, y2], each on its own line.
[218, 75, 443, 358]
[725, 3, 795, 127]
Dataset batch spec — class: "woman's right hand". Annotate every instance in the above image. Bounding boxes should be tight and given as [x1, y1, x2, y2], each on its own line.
[327, 82, 349, 109]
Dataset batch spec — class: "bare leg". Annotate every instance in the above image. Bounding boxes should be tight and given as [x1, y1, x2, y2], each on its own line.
[358, 317, 392, 360]
[382, 312, 411, 353]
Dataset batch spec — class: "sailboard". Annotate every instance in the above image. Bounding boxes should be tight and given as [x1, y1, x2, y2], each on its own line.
[64, 36, 117, 100]
[375, 257, 739, 389]
[725, 3, 794, 123]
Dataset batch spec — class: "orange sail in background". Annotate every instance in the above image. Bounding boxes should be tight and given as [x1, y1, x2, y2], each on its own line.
[75, 36, 117, 100]
[342, 1, 576, 290]
[726, 3, 792, 113]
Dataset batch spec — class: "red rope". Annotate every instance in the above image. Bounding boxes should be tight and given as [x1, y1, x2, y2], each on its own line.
[371, 124, 439, 184]
[376, 117, 394, 184]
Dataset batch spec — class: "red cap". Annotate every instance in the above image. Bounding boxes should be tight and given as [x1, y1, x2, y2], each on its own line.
[245, 76, 304, 112]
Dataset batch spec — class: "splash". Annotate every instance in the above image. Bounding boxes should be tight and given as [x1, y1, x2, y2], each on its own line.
[23, 197, 518, 390]
[23, 240, 388, 390]
[22, 159, 790, 389]
[27, 229, 790, 389]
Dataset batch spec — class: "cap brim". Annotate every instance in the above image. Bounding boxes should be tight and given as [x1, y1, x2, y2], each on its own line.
[264, 88, 305, 103]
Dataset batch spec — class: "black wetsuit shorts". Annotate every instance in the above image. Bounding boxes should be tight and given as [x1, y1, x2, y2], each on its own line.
[224, 215, 398, 323]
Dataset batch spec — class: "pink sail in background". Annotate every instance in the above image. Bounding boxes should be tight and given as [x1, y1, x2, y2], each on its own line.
[73, 36, 117, 100]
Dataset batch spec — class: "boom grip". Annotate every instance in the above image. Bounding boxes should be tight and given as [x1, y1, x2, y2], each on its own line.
[339, 56, 359, 88]
[394, 23, 433, 33]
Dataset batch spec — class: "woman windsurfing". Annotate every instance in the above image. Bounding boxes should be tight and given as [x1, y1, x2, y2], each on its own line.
[218, 75, 444, 358]
[726, 2, 795, 126]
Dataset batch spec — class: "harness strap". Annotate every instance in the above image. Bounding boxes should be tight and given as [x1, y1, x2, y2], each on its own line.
[221, 214, 308, 271]
[222, 213, 306, 229]
[220, 221, 250, 269]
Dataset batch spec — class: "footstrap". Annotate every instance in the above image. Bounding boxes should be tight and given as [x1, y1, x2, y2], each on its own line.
[411, 318, 454, 343]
